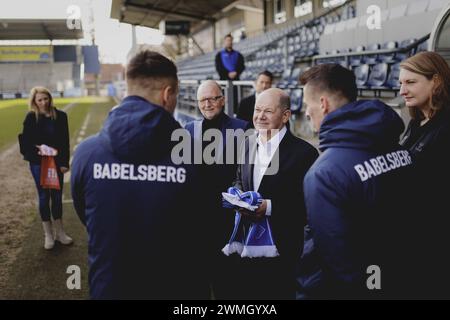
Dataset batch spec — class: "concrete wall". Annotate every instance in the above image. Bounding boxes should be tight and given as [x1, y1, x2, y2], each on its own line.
[266, 0, 315, 28]
[245, 10, 264, 35]
[189, 6, 263, 53]
[192, 26, 215, 54]
[216, 9, 245, 45]
[0, 62, 73, 92]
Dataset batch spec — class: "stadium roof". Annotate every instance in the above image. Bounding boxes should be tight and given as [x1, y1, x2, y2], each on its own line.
[0, 19, 83, 40]
[110, 0, 238, 28]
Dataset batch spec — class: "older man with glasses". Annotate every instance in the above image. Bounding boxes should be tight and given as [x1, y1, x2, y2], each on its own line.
[185, 80, 250, 299]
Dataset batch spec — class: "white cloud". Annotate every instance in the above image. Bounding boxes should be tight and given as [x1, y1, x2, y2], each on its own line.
[0, 0, 166, 64]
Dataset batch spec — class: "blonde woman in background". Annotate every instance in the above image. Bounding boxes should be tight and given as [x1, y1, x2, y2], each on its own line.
[19, 87, 73, 250]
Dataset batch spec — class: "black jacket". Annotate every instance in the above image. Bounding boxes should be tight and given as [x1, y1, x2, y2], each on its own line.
[234, 129, 318, 265]
[185, 113, 250, 252]
[20, 110, 70, 168]
[400, 109, 450, 298]
[215, 49, 245, 80]
[237, 94, 255, 127]
[401, 109, 450, 166]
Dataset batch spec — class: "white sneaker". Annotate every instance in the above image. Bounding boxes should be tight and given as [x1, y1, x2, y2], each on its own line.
[53, 219, 73, 245]
[42, 221, 55, 250]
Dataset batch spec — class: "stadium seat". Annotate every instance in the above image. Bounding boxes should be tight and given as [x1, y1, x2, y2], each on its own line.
[385, 63, 401, 90]
[379, 41, 398, 63]
[363, 43, 380, 65]
[288, 68, 302, 88]
[396, 38, 416, 62]
[367, 63, 389, 88]
[287, 56, 295, 69]
[306, 41, 319, 56]
[290, 88, 303, 114]
[350, 46, 365, 67]
[416, 40, 429, 53]
[354, 64, 370, 87]
[277, 68, 292, 89]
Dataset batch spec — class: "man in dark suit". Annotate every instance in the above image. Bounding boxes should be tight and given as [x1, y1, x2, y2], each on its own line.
[185, 80, 250, 299]
[229, 88, 318, 299]
[236, 70, 273, 127]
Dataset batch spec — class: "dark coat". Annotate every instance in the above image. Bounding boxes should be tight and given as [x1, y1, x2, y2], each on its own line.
[20, 109, 70, 168]
[237, 94, 255, 127]
[234, 129, 318, 298]
[297, 99, 418, 299]
[71, 96, 208, 299]
[185, 113, 250, 250]
[234, 130, 318, 261]
[400, 109, 450, 298]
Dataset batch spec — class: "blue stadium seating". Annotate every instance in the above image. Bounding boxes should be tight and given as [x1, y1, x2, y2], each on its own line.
[367, 63, 389, 88]
[395, 38, 416, 62]
[379, 41, 398, 63]
[277, 68, 292, 89]
[416, 40, 429, 53]
[316, 35, 428, 95]
[177, 1, 434, 104]
[290, 88, 303, 114]
[288, 68, 302, 88]
[385, 63, 401, 90]
[354, 64, 370, 87]
[350, 46, 365, 67]
[362, 43, 380, 65]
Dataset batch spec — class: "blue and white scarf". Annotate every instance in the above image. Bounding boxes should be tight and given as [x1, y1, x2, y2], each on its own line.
[222, 187, 279, 258]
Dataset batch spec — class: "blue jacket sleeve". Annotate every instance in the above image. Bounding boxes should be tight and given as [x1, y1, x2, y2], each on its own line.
[303, 166, 363, 295]
[70, 147, 86, 226]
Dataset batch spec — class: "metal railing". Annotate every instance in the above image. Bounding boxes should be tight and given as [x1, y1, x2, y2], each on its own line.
[313, 34, 430, 65]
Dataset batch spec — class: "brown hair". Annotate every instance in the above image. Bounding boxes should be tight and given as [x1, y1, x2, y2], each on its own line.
[257, 70, 274, 82]
[126, 50, 178, 89]
[400, 51, 450, 120]
[29, 87, 56, 122]
[300, 63, 358, 103]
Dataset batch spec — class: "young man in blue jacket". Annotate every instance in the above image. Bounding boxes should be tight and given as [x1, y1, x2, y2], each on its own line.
[71, 51, 208, 299]
[296, 64, 417, 299]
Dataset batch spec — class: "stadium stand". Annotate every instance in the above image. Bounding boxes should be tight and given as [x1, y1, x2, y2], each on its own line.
[111, 0, 450, 133]
[0, 62, 73, 96]
[176, 0, 449, 117]
[176, 1, 357, 114]
[0, 20, 85, 98]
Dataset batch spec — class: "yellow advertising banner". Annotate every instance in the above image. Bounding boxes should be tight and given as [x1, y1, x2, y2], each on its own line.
[0, 46, 52, 62]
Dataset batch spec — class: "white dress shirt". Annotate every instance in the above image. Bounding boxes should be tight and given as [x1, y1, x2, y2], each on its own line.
[253, 126, 287, 216]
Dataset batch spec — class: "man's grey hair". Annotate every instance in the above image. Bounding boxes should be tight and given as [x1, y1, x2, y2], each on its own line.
[197, 80, 223, 97]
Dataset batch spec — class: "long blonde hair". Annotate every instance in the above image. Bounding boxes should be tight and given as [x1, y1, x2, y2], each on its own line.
[29, 86, 57, 122]
[400, 51, 450, 120]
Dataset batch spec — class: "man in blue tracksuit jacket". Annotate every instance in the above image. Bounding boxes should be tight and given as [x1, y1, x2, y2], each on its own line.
[296, 64, 418, 299]
[71, 51, 208, 299]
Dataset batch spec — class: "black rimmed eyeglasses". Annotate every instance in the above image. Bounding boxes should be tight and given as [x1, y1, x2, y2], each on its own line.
[197, 96, 223, 104]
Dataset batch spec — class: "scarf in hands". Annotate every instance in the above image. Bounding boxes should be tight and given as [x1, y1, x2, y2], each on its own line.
[222, 187, 279, 258]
